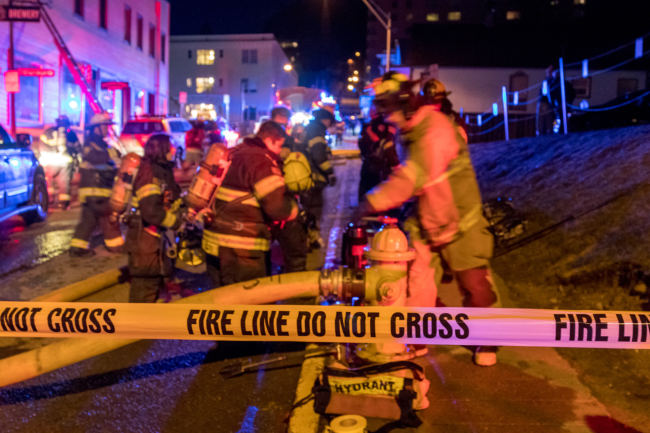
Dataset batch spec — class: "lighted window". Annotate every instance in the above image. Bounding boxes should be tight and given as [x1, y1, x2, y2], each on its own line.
[506, 10, 521, 20]
[550, 0, 559, 6]
[574, 0, 586, 4]
[124, 6, 132, 43]
[99, 0, 107, 29]
[74, 0, 84, 18]
[149, 24, 156, 58]
[447, 11, 461, 21]
[186, 78, 192, 88]
[197, 50, 215, 65]
[137, 15, 143, 50]
[426, 13, 439, 22]
[196, 77, 215, 94]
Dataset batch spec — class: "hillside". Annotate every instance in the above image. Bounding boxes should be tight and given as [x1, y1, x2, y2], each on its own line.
[471, 125, 650, 430]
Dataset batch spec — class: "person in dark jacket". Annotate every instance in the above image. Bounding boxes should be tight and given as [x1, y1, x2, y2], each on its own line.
[69, 112, 123, 257]
[357, 111, 400, 201]
[127, 133, 183, 302]
[210, 121, 298, 285]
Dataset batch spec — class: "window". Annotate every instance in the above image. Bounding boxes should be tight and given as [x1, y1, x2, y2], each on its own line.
[161, 34, 166, 63]
[506, 10, 521, 20]
[123, 121, 165, 134]
[124, 6, 132, 43]
[188, 50, 192, 59]
[426, 13, 439, 22]
[74, 0, 84, 17]
[136, 15, 143, 50]
[149, 24, 156, 58]
[197, 50, 215, 65]
[196, 77, 215, 94]
[509, 71, 529, 111]
[219, 78, 223, 87]
[447, 11, 461, 21]
[99, 0, 107, 29]
[242, 49, 258, 64]
[219, 49, 224, 58]
[241, 78, 256, 93]
[574, 0, 586, 4]
[186, 78, 192, 87]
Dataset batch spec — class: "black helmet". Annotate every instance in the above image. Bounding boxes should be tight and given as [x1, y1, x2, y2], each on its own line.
[371, 71, 416, 115]
[312, 108, 336, 124]
[55, 115, 71, 128]
[421, 78, 451, 105]
[271, 106, 291, 120]
[144, 133, 173, 162]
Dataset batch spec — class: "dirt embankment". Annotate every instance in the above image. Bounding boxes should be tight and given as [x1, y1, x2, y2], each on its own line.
[471, 125, 650, 430]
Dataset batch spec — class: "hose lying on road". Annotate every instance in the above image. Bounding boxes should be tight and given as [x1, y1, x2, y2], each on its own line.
[31, 267, 129, 302]
[0, 271, 321, 388]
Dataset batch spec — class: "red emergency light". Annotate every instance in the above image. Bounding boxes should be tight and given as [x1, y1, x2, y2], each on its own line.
[17, 68, 55, 77]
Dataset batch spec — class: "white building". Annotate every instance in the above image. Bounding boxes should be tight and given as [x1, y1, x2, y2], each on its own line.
[169, 33, 297, 130]
[0, 0, 170, 133]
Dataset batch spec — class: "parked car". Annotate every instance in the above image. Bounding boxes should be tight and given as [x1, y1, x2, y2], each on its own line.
[0, 124, 48, 224]
[119, 116, 192, 156]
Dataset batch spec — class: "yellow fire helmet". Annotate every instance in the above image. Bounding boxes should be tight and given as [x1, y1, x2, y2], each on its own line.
[283, 151, 314, 193]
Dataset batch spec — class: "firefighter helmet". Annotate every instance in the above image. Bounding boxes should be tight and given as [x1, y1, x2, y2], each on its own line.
[371, 71, 416, 115]
[421, 78, 451, 104]
[283, 152, 313, 192]
[366, 224, 415, 262]
[88, 112, 115, 127]
[312, 108, 335, 124]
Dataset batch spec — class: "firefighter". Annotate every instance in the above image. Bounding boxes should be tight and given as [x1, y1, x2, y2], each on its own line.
[209, 121, 298, 285]
[38, 115, 81, 209]
[69, 112, 124, 257]
[358, 72, 499, 366]
[269, 106, 309, 273]
[357, 110, 400, 201]
[126, 133, 183, 302]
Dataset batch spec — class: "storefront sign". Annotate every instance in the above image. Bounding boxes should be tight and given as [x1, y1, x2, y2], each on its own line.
[0, 6, 41, 22]
[17, 68, 55, 77]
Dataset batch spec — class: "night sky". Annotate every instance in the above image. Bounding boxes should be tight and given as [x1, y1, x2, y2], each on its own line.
[168, 0, 368, 88]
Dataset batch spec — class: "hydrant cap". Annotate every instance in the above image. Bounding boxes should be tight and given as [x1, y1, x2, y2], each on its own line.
[366, 225, 416, 262]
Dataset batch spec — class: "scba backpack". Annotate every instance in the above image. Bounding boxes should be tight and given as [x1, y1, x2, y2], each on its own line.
[312, 360, 430, 427]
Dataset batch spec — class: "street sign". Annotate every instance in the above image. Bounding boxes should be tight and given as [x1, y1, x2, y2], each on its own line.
[4, 70, 20, 93]
[17, 68, 55, 77]
[0, 6, 41, 22]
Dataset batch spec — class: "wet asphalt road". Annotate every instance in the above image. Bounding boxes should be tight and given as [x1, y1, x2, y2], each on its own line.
[0, 157, 360, 433]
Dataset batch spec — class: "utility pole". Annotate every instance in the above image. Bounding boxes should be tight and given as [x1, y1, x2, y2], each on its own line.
[361, 0, 392, 73]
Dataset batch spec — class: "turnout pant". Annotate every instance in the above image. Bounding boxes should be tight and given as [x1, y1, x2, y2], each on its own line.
[219, 246, 269, 286]
[405, 216, 498, 309]
[127, 227, 172, 302]
[272, 219, 308, 273]
[70, 197, 124, 251]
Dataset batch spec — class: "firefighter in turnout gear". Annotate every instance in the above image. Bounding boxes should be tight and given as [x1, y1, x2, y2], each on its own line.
[126, 133, 183, 302]
[69, 112, 124, 257]
[208, 121, 298, 285]
[358, 110, 400, 201]
[359, 72, 499, 367]
[270, 106, 308, 273]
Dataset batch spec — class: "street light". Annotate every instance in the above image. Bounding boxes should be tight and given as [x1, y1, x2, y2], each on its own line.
[361, 0, 392, 72]
[283, 63, 293, 72]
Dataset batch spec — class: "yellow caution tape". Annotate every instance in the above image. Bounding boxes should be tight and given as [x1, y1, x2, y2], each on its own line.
[1, 303, 649, 349]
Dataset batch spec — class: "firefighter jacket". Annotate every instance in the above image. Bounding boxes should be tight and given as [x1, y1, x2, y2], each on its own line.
[131, 158, 182, 237]
[78, 133, 119, 203]
[208, 136, 298, 252]
[365, 105, 485, 247]
[303, 120, 334, 186]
